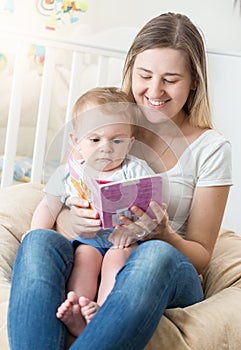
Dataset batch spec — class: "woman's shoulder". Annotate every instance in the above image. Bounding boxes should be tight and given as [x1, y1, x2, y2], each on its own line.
[187, 129, 232, 175]
[179, 128, 231, 170]
[189, 129, 231, 149]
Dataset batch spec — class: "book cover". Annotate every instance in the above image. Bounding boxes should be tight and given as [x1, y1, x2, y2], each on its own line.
[68, 152, 162, 229]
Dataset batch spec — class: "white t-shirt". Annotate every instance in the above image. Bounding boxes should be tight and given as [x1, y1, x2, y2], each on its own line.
[161, 129, 232, 236]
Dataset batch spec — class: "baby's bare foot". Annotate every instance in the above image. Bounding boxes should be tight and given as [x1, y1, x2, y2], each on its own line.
[56, 291, 86, 337]
[79, 296, 100, 323]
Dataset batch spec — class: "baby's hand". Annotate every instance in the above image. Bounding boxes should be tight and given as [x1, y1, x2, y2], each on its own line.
[109, 225, 139, 249]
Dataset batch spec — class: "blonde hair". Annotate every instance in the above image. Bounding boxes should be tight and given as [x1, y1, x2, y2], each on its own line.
[72, 86, 136, 132]
[122, 12, 212, 128]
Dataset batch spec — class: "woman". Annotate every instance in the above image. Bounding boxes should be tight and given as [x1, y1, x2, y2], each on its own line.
[8, 12, 232, 350]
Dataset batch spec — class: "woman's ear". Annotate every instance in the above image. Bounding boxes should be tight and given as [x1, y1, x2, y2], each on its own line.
[191, 77, 197, 91]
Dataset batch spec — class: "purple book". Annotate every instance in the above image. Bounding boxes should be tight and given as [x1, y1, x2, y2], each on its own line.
[68, 152, 162, 229]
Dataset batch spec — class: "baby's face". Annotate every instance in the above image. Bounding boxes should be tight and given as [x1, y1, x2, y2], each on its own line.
[76, 123, 134, 172]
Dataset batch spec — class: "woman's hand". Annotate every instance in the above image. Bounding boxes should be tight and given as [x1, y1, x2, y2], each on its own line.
[56, 196, 102, 239]
[108, 201, 173, 248]
[69, 196, 102, 238]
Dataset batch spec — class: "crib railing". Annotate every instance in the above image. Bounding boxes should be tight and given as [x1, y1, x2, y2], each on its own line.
[0, 27, 131, 187]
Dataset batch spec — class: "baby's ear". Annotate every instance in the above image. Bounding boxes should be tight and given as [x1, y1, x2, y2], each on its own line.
[128, 136, 135, 150]
[69, 132, 79, 145]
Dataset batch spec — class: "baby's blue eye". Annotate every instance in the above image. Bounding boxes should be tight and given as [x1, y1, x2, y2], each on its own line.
[112, 139, 124, 144]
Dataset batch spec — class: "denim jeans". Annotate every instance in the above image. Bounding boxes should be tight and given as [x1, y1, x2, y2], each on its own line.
[8, 229, 203, 350]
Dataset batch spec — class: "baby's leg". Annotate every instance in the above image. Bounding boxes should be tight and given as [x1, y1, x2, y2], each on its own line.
[79, 245, 138, 324]
[68, 244, 103, 297]
[97, 244, 138, 306]
[56, 244, 103, 336]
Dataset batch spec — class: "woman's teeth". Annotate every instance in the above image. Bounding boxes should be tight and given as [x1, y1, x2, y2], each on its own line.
[149, 99, 165, 106]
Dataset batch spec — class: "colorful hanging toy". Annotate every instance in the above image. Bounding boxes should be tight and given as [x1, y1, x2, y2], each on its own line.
[4, 0, 15, 12]
[37, 0, 88, 30]
[28, 45, 46, 75]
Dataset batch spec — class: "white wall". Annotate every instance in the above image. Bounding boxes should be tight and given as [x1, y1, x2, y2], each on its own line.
[90, 0, 241, 54]
[1, 0, 241, 53]
[207, 52, 241, 233]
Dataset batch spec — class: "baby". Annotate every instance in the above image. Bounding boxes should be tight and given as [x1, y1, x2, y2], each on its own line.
[30, 87, 154, 336]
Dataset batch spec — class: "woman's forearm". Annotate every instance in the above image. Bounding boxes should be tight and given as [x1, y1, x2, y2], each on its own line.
[170, 234, 210, 275]
[55, 206, 74, 240]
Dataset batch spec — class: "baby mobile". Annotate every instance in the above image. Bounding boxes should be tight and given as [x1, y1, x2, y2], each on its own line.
[2, 0, 14, 12]
[31, 1, 88, 74]
[36, 0, 88, 30]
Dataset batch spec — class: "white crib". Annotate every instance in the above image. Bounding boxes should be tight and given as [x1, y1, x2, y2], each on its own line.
[0, 26, 138, 187]
[1, 26, 241, 233]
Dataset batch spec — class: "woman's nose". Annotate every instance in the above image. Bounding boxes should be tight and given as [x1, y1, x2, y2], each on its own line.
[148, 79, 165, 97]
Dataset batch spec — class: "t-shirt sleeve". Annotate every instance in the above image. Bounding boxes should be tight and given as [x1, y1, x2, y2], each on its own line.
[44, 164, 68, 202]
[196, 139, 232, 187]
[124, 155, 155, 178]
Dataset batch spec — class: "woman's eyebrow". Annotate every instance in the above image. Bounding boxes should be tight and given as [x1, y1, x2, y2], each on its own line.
[136, 67, 152, 73]
[136, 67, 183, 77]
[164, 72, 184, 77]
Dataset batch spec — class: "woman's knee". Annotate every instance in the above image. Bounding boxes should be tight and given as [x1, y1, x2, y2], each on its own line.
[17, 229, 74, 271]
[23, 229, 68, 249]
[116, 240, 193, 288]
[132, 240, 186, 269]
[133, 240, 202, 300]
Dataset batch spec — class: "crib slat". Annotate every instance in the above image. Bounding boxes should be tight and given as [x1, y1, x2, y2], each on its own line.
[60, 51, 84, 161]
[96, 55, 109, 86]
[31, 47, 55, 183]
[1, 42, 28, 188]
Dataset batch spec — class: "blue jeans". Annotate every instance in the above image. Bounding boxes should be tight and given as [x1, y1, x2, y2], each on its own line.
[8, 229, 203, 350]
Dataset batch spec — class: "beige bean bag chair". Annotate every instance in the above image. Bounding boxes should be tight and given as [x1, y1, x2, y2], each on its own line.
[1, 183, 241, 349]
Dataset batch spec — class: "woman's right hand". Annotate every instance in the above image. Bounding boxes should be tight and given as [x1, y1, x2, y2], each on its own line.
[69, 196, 102, 238]
[56, 196, 102, 239]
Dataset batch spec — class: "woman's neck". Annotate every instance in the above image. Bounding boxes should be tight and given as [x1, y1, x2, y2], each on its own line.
[132, 115, 207, 173]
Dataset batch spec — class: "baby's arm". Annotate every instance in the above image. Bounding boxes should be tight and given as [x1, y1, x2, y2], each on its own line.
[31, 194, 63, 230]
[21, 194, 63, 243]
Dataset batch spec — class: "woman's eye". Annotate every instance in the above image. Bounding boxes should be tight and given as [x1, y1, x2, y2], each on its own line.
[140, 74, 151, 79]
[163, 79, 177, 84]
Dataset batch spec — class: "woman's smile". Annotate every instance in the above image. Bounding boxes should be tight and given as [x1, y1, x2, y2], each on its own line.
[146, 97, 170, 109]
